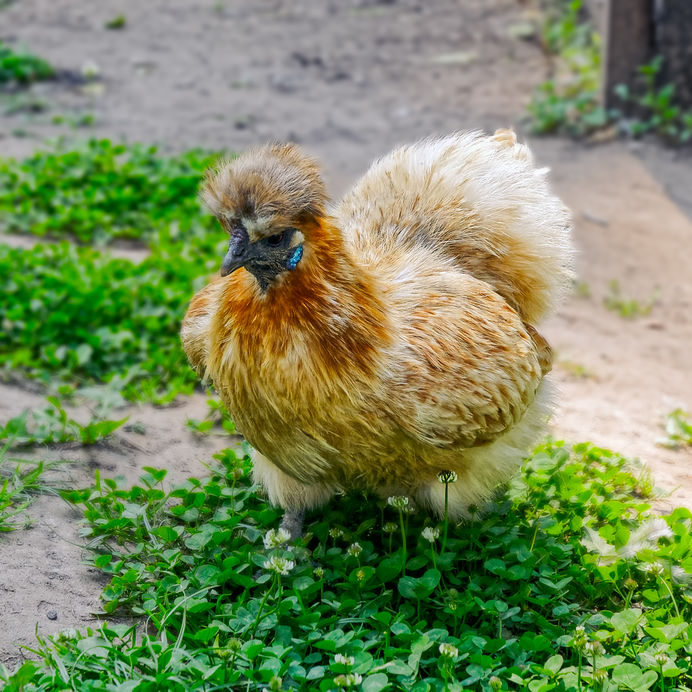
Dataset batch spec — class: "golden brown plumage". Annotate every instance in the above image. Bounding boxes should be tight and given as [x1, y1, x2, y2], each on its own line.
[181, 131, 574, 529]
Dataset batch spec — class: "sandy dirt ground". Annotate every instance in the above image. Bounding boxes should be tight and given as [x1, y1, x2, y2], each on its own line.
[1, 0, 692, 670]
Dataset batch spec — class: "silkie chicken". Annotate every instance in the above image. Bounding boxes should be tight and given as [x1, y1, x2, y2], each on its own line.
[181, 129, 574, 538]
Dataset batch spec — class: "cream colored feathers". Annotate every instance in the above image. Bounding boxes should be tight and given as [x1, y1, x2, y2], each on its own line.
[338, 130, 573, 324]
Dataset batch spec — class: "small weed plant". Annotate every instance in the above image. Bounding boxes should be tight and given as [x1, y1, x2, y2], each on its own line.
[2, 442, 692, 690]
[615, 57, 692, 144]
[0, 396, 127, 447]
[603, 280, 658, 320]
[0, 42, 54, 87]
[0, 444, 49, 531]
[105, 15, 126, 30]
[659, 409, 692, 450]
[187, 395, 236, 436]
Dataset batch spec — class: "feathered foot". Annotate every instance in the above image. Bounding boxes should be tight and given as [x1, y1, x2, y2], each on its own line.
[279, 509, 305, 541]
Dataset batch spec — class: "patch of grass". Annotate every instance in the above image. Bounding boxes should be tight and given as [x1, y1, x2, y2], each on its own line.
[2, 93, 49, 115]
[50, 113, 97, 128]
[3, 441, 692, 689]
[615, 57, 692, 144]
[528, 4, 692, 145]
[0, 141, 231, 402]
[105, 15, 126, 30]
[0, 42, 54, 87]
[659, 409, 692, 450]
[557, 359, 593, 380]
[528, 0, 608, 137]
[0, 139, 219, 244]
[0, 236, 222, 402]
[0, 395, 127, 447]
[603, 280, 658, 320]
[0, 445, 48, 531]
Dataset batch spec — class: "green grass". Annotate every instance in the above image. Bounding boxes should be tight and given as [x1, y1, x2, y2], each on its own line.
[0, 42, 54, 87]
[660, 410, 692, 450]
[603, 280, 658, 320]
[0, 445, 49, 531]
[0, 395, 127, 447]
[527, 2, 692, 144]
[0, 239, 222, 402]
[527, 0, 608, 137]
[0, 139, 218, 244]
[1, 442, 691, 690]
[0, 140, 229, 402]
[187, 394, 236, 436]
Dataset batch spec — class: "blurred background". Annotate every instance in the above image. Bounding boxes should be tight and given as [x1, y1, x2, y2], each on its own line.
[1, 0, 692, 668]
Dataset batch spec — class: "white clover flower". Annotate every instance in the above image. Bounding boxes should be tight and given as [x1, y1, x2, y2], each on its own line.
[387, 496, 409, 510]
[81, 60, 100, 80]
[313, 566, 325, 579]
[437, 470, 458, 484]
[227, 637, 242, 652]
[334, 654, 355, 666]
[264, 555, 295, 575]
[334, 673, 362, 688]
[489, 677, 502, 691]
[592, 669, 608, 684]
[329, 528, 344, 539]
[263, 527, 291, 550]
[56, 628, 79, 642]
[584, 641, 605, 656]
[422, 526, 440, 543]
[347, 542, 363, 558]
[572, 625, 587, 649]
[654, 652, 670, 666]
[439, 642, 458, 658]
[639, 561, 665, 576]
[355, 569, 366, 582]
[262, 675, 283, 692]
[231, 467, 244, 481]
[383, 522, 398, 534]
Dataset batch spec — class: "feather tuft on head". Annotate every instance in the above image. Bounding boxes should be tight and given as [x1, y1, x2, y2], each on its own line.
[201, 143, 327, 239]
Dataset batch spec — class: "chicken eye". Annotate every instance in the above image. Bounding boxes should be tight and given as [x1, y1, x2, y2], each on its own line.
[266, 231, 286, 247]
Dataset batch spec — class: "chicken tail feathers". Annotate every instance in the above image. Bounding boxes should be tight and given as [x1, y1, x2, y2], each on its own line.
[337, 129, 574, 325]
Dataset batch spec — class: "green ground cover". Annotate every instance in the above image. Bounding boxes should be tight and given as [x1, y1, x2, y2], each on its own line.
[3, 443, 692, 690]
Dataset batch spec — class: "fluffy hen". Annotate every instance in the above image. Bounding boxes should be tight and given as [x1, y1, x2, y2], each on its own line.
[181, 130, 574, 536]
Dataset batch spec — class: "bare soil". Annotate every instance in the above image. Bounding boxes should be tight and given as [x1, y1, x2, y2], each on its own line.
[1, 0, 691, 670]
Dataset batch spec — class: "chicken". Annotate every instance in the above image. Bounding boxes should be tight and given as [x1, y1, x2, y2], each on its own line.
[181, 130, 574, 537]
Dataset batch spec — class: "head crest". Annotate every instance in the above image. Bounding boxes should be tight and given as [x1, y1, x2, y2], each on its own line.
[202, 143, 327, 231]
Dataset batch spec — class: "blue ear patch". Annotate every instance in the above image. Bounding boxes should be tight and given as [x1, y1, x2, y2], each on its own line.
[286, 244, 303, 270]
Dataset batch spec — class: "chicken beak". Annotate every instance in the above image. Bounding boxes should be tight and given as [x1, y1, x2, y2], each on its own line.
[220, 250, 246, 276]
[220, 227, 250, 276]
